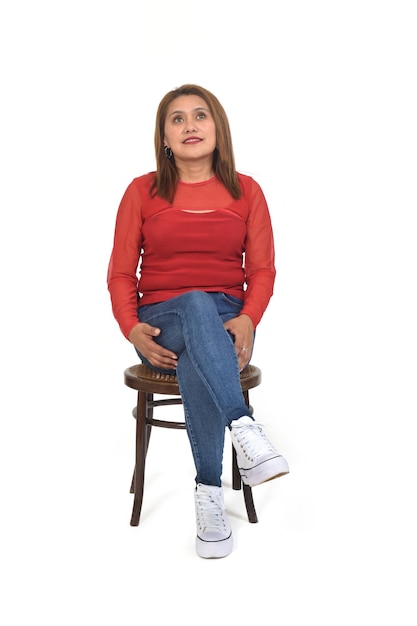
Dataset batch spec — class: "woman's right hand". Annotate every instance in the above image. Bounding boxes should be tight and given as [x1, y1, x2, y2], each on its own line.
[128, 323, 178, 370]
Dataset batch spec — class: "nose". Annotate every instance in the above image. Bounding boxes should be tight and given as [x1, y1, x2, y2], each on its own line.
[184, 115, 197, 133]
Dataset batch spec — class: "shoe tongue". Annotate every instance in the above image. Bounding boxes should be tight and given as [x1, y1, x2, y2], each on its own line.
[198, 483, 220, 491]
[237, 415, 254, 425]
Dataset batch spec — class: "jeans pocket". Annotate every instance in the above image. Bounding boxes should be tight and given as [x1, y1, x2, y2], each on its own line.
[221, 293, 244, 308]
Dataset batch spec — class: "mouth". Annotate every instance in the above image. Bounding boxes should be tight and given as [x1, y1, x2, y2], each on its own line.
[183, 137, 201, 144]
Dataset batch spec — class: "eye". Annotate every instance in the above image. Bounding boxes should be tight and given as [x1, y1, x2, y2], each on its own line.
[196, 112, 206, 120]
[173, 115, 184, 123]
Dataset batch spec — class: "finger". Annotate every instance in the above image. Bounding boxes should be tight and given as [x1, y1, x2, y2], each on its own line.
[151, 350, 177, 365]
[150, 354, 178, 369]
[238, 357, 249, 372]
[154, 346, 178, 364]
[238, 346, 251, 370]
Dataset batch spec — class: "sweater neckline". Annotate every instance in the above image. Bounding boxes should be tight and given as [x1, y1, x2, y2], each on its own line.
[178, 176, 216, 187]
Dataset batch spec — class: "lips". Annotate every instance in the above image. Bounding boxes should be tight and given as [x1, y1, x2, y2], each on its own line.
[183, 137, 201, 144]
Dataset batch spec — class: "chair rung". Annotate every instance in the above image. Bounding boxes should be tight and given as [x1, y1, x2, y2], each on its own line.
[149, 398, 183, 408]
[147, 418, 186, 429]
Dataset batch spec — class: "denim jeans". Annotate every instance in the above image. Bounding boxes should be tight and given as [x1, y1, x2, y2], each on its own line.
[135, 290, 253, 487]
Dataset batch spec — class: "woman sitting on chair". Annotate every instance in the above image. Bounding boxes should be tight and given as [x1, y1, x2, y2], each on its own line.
[107, 84, 289, 559]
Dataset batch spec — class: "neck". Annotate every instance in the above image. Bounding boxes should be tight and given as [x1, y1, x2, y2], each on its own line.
[176, 158, 214, 183]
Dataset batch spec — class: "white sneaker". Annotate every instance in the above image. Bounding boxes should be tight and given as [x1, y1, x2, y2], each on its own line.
[194, 484, 233, 559]
[230, 415, 289, 487]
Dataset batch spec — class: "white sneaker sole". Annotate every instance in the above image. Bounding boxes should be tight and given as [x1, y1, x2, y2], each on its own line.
[239, 455, 290, 487]
[196, 533, 233, 559]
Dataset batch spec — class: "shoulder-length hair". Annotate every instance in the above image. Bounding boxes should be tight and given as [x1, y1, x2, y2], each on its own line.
[151, 84, 241, 203]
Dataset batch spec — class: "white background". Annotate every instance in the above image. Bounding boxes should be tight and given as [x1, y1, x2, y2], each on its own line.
[1, 1, 416, 624]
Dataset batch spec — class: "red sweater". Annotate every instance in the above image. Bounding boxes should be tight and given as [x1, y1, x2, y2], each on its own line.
[108, 172, 276, 338]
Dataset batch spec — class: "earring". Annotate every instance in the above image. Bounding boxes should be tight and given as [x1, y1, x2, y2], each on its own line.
[164, 146, 173, 159]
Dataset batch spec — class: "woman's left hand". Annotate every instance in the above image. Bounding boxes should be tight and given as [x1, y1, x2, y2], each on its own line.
[224, 314, 254, 371]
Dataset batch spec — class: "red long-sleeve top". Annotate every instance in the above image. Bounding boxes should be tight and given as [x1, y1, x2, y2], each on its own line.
[107, 172, 276, 338]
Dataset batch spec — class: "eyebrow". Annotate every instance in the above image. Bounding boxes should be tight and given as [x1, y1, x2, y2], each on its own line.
[168, 106, 209, 118]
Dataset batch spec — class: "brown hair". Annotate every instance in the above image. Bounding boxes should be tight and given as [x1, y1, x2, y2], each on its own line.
[151, 84, 241, 202]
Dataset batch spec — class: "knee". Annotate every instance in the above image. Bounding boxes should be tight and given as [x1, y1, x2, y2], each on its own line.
[179, 290, 217, 318]
[182, 290, 213, 308]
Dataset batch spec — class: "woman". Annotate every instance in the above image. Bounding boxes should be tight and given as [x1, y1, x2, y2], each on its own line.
[107, 84, 289, 558]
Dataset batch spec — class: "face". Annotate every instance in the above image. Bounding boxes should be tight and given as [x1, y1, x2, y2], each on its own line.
[163, 94, 217, 164]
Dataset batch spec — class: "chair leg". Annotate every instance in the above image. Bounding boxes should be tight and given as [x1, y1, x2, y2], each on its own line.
[130, 390, 148, 526]
[145, 393, 153, 453]
[130, 394, 153, 494]
[232, 446, 241, 489]
[242, 485, 258, 523]
[232, 388, 258, 523]
[232, 444, 258, 523]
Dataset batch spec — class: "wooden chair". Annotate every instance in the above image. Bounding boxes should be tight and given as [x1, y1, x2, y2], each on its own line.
[124, 363, 262, 526]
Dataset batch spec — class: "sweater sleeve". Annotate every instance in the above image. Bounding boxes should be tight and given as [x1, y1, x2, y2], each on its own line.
[239, 178, 276, 328]
[107, 180, 143, 338]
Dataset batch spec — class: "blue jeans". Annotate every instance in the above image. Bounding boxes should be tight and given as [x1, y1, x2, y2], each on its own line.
[135, 290, 253, 487]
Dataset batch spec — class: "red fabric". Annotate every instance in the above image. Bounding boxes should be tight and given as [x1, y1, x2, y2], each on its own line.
[107, 172, 276, 338]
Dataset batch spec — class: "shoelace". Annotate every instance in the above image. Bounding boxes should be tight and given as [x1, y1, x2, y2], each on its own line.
[196, 489, 227, 532]
[234, 422, 277, 459]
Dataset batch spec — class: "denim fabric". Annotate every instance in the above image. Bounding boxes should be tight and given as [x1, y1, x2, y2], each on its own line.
[135, 291, 252, 486]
